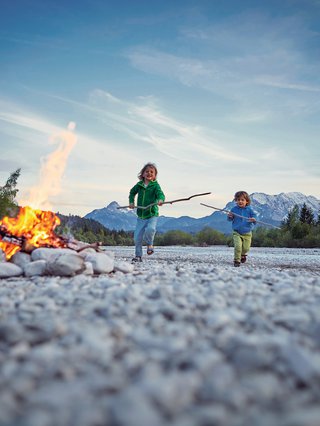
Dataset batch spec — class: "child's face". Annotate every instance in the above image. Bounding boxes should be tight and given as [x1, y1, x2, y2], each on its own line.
[143, 166, 156, 182]
[235, 196, 248, 208]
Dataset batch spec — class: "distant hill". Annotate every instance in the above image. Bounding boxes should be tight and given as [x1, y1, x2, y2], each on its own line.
[84, 201, 137, 231]
[84, 192, 320, 234]
[56, 212, 133, 245]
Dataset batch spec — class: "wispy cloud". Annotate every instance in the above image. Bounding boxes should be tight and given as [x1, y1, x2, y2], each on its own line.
[255, 76, 320, 92]
[93, 90, 250, 164]
[0, 110, 58, 135]
[38, 89, 249, 165]
[126, 11, 320, 118]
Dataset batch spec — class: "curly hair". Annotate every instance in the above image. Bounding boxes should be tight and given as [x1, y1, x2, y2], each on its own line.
[138, 163, 158, 180]
[234, 191, 251, 205]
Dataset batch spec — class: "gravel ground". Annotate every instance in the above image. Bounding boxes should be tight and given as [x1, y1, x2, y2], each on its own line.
[0, 246, 320, 426]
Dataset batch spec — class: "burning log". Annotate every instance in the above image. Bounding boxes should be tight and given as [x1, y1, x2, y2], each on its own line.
[0, 226, 25, 247]
[75, 242, 104, 253]
[63, 238, 104, 253]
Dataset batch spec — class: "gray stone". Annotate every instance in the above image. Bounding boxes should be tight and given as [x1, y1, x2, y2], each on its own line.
[24, 259, 47, 277]
[84, 252, 114, 274]
[281, 342, 320, 383]
[83, 261, 94, 275]
[110, 388, 164, 426]
[0, 262, 23, 277]
[31, 247, 75, 261]
[11, 251, 32, 267]
[114, 260, 134, 273]
[46, 253, 85, 276]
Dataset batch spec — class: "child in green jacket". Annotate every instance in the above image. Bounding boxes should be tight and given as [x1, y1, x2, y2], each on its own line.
[129, 163, 165, 262]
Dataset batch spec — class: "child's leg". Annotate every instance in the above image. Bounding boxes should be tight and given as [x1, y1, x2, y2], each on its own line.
[242, 233, 252, 256]
[233, 231, 242, 262]
[134, 218, 147, 257]
[144, 216, 158, 246]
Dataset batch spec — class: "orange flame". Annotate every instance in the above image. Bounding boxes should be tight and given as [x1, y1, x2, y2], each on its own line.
[0, 206, 66, 260]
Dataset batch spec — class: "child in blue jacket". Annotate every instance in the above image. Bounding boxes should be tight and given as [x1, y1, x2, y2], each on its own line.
[227, 191, 257, 267]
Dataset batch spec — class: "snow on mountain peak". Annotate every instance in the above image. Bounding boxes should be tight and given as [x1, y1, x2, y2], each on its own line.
[250, 192, 320, 222]
[106, 201, 121, 211]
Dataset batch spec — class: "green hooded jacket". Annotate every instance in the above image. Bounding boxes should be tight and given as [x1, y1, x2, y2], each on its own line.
[129, 180, 165, 219]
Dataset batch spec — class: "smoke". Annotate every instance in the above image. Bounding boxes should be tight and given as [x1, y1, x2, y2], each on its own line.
[21, 122, 77, 210]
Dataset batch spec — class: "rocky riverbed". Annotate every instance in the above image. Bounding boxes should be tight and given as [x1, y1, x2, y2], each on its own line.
[1, 246, 320, 426]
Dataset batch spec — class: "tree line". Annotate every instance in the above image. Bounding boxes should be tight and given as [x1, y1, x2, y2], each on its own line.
[152, 203, 320, 248]
[1, 169, 320, 248]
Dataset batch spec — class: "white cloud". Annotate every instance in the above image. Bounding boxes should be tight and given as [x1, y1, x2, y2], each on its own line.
[126, 11, 320, 120]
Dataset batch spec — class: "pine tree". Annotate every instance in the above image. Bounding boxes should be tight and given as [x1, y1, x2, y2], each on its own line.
[299, 203, 314, 225]
[282, 204, 299, 230]
[0, 168, 21, 219]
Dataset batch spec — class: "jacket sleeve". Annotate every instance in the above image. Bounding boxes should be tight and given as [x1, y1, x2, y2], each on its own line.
[227, 206, 235, 221]
[155, 183, 165, 202]
[250, 207, 258, 224]
[129, 183, 139, 204]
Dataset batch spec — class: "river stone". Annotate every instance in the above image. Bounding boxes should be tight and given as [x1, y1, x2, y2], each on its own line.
[24, 260, 47, 277]
[84, 252, 114, 274]
[11, 251, 32, 267]
[0, 262, 23, 278]
[114, 260, 134, 274]
[31, 247, 76, 262]
[46, 253, 85, 276]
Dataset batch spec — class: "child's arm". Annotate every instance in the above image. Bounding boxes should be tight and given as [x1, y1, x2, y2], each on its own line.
[155, 183, 165, 206]
[248, 207, 257, 223]
[227, 207, 235, 221]
[129, 184, 139, 208]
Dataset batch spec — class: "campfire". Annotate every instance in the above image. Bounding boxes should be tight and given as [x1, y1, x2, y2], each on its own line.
[0, 206, 67, 260]
[0, 124, 120, 279]
[0, 205, 120, 278]
[0, 122, 80, 261]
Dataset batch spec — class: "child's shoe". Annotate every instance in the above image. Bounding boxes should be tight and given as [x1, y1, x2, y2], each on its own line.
[234, 261, 241, 267]
[147, 245, 154, 255]
[132, 256, 142, 263]
[241, 255, 247, 263]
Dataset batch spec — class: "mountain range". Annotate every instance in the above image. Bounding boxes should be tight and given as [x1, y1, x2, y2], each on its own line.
[84, 192, 320, 234]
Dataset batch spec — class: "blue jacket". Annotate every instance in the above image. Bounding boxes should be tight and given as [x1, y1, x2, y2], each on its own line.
[227, 205, 257, 234]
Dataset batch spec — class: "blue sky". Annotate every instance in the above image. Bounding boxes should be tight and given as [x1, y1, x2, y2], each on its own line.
[1, 0, 319, 218]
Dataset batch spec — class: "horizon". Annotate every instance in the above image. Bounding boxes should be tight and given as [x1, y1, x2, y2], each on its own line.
[1, 0, 319, 218]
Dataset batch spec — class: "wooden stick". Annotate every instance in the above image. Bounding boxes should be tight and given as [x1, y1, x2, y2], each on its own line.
[117, 192, 212, 210]
[200, 203, 281, 229]
[0, 227, 25, 246]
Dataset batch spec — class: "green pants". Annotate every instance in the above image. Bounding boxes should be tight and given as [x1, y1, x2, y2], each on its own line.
[233, 231, 252, 262]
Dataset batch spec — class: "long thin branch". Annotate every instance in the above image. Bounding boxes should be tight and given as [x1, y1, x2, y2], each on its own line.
[200, 203, 281, 229]
[117, 192, 211, 210]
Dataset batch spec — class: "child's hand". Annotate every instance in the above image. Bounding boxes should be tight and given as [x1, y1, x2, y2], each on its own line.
[228, 212, 234, 219]
[249, 218, 256, 223]
[129, 203, 135, 209]
[158, 200, 163, 206]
